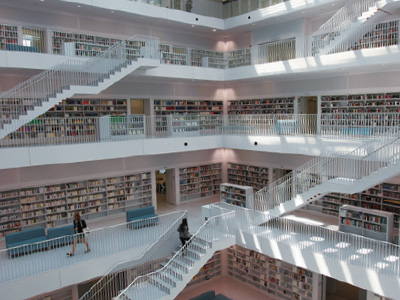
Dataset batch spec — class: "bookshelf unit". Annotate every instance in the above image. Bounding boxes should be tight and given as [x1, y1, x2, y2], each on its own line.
[227, 162, 270, 192]
[321, 93, 400, 115]
[190, 49, 224, 67]
[220, 183, 253, 208]
[227, 49, 251, 68]
[202, 56, 227, 69]
[45, 99, 128, 118]
[339, 205, 394, 242]
[153, 99, 223, 116]
[160, 44, 188, 65]
[352, 20, 399, 51]
[0, 23, 18, 50]
[1, 98, 131, 143]
[99, 115, 146, 140]
[188, 251, 222, 286]
[0, 172, 152, 237]
[227, 97, 295, 115]
[179, 163, 222, 203]
[52, 31, 121, 56]
[304, 182, 400, 231]
[169, 115, 199, 136]
[227, 245, 314, 300]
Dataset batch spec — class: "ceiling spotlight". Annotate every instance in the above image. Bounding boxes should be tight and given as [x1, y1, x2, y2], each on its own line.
[213, 29, 216, 32]
[77, 5, 81, 7]
[111, 10, 114, 13]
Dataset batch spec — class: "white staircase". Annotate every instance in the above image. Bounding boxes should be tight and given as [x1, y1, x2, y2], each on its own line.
[0, 35, 160, 139]
[312, 0, 397, 56]
[115, 215, 236, 300]
[254, 134, 400, 216]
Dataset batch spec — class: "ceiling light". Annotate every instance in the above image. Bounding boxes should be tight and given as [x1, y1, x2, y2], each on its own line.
[191, 25, 195, 27]
[213, 29, 216, 32]
[77, 5, 81, 7]
[111, 10, 114, 13]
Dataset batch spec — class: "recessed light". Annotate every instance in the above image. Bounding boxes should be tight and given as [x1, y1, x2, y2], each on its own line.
[213, 29, 216, 32]
[77, 5, 81, 7]
[192, 25, 195, 27]
[111, 10, 114, 13]
[39, 0, 44, 2]
[301, 11, 305, 13]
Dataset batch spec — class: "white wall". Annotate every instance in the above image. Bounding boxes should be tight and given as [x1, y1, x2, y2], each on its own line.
[251, 18, 305, 46]
[0, 147, 225, 190]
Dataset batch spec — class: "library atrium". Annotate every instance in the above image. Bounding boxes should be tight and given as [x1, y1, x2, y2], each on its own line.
[1, 0, 400, 299]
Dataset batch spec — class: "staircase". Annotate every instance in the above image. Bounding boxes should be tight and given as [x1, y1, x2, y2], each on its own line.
[312, 0, 396, 56]
[80, 211, 188, 300]
[0, 35, 160, 139]
[114, 213, 236, 300]
[253, 133, 400, 216]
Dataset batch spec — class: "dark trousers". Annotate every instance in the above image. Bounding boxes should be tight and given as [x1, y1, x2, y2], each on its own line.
[180, 237, 190, 248]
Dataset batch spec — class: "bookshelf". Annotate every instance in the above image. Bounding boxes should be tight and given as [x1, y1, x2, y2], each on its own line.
[321, 93, 400, 115]
[220, 183, 253, 208]
[304, 182, 400, 233]
[99, 115, 146, 140]
[153, 99, 223, 116]
[169, 115, 199, 136]
[339, 205, 394, 242]
[0, 23, 18, 50]
[227, 245, 314, 300]
[188, 251, 222, 286]
[52, 30, 121, 56]
[0, 171, 152, 237]
[1, 98, 130, 143]
[227, 162, 270, 192]
[160, 44, 188, 65]
[45, 99, 128, 118]
[179, 163, 222, 203]
[352, 20, 399, 51]
[202, 56, 227, 69]
[190, 49, 224, 67]
[226, 49, 251, 68]
[227, 97, 295, 115]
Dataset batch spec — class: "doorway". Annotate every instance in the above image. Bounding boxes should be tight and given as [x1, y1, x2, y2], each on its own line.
[324, 276, 366, 300]
[156, 168, 176, 209]
[298, 96, 318, 134]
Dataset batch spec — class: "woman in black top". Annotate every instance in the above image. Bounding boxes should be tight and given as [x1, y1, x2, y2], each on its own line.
[178, 218, 191, 247]
[67, 213, 90, 256]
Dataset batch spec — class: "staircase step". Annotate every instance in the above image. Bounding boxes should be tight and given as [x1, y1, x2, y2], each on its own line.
[161, 259, 189, 273]
[149, 277, 172, 294]
[150, 272, 177, 289]
[165, 265, 186, 280]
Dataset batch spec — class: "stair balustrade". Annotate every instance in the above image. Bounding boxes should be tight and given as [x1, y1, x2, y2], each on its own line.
[0, 35, 159, 139]
[312, 0, 386, 55]
[80, 211, 187, 300]
[114, 211, 235, 300]
[253, 131, 400, 213]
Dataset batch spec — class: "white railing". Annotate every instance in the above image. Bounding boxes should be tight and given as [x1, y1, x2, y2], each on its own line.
[115, 211, 235, 299]
[253, 132, 400, 211]
[0, 211, 183, 284]
[123, 0, 290, 19]
[314, 0, 380, 36]
[258, 212, 400, 279]
[0, 35, 159, 132]
[209, 202, 400, 279]
[80, 210, 187, 300]
[2, 113, 400, 148]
